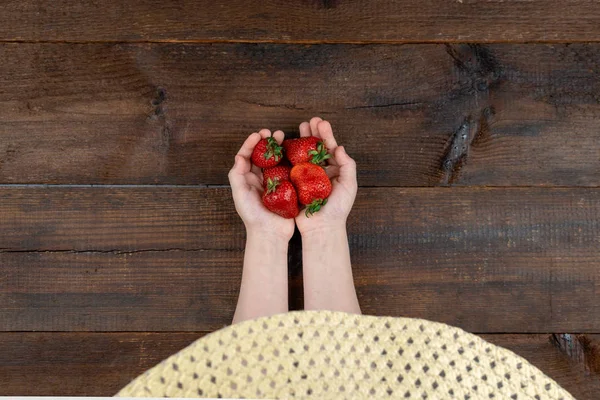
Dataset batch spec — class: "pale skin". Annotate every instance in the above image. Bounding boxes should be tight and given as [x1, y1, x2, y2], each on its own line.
[228, 117, 361, 324]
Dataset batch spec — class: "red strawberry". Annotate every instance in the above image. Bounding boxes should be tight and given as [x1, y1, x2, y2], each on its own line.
[262, 163, 291, 188]
[282, 137, 331, 166]
[262, 178, 299, 219]
[290, 162, 332, 217]
[251, 137, 283, 168]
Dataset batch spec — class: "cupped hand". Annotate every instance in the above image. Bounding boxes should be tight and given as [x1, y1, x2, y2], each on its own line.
[294, 117, 358, 235]
[228, 129, 296, 241]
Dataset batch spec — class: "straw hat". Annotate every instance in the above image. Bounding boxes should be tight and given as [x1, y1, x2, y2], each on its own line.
[117, 311, 573, 399]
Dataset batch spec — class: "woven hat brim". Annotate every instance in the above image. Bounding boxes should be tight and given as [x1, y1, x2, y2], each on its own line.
[117, 311, 573, 400]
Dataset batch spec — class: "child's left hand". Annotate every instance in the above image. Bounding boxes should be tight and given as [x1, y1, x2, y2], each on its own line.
[294, 118, 358, 236]
[228, 130, 296, 241]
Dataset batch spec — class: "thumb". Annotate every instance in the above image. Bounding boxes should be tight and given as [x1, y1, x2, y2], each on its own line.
[228, 155, 247, 186]
[335, 146, 357, 183]
[233, 155, 251, 174]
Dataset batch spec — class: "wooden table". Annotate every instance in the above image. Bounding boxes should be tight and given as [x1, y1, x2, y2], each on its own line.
[1, 1, 599, 398]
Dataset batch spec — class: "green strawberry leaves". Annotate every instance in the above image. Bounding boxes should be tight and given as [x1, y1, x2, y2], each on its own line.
[305, 198, 328, 217]
[266, 177, 280, 194]
[308, 141, 331, 164]
[264, 136, 283, 162]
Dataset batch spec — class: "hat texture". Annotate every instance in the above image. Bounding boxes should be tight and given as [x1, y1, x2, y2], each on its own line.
[117, 311, 573, 399]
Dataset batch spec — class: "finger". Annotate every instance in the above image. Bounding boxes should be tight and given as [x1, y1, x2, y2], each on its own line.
[258, 128, 272, 139]
[335, 146, 357, 184]
[324, 165, 340, 179]
[273, 130, 285, 144]
[299, 122, 311, 137]
[251, 163, 262, 177]
[237, 132, 262, 159]
[309, 117, 323, 138]
[247, 172, 263, 191]
[316, 120, 339, 166]
[228, 155, 250, 187]
[317, 120, 338, 150]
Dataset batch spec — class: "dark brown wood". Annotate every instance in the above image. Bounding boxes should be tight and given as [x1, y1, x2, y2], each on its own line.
[1, 187, 598, 332]
[0, 187, 244, 252]
[0, 332, 597, 397]
[0, 332, 205, 396]
[1, 1, 600, 43]
[551, 334, 600, 377]
[0, 250, 242, 331]
[1, 43, 600, 186]
[2, 3, 597, 395]
[351, 187, 600, 333]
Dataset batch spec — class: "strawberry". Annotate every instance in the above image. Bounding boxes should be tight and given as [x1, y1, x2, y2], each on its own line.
[282, 137, 331, 166]
[290, 162, 332, 217]
[262, 163, 291, 188]
[262, 178, 299, 219]
[251, 137, 283, 168]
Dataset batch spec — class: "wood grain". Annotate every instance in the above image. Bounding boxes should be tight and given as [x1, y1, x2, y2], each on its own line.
[0, 250, 243, 331]
[350, 187, 600, 333]
[1, 187, 598, 332]
[0, 186, 245, 252]
[2, 1, 600, 43]
[1, 43, 600, 186]
[0, 332, 597, 398]
[0, 332, 205, 396]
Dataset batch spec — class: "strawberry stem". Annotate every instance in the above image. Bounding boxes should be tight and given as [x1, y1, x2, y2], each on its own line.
[264, 136, 283, 162]
[266, 177, 280, 194]
[305, 198, 327, 217]
[309, 141, 331, 164]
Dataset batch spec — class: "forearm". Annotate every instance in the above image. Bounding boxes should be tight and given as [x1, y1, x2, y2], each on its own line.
[232, 230, 289, 324]
[302, 225, 361, 313]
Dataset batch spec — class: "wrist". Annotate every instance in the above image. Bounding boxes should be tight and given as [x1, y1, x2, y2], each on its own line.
[301, 223, 350, 263]
[299, 223, 347, 240]
[246, 226, 293, 244]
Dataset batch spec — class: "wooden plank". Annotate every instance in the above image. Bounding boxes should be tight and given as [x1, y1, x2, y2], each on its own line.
[1, 43, 600, 186]
[351, 187, 600, 333]
[0, 332, 205, 396]
[1, 187, 598, 332]
[0, 187, 245, 252]
[0, 332, 597, 398]
[1, 1, 600, 43]
[0, 250, 243, 331]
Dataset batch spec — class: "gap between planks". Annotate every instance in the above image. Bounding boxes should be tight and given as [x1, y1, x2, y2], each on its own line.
[2, 39, 600, 45]
[2, 184, 600, 189]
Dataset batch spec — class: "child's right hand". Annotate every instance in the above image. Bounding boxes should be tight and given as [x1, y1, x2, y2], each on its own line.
[294, 117, 358, 236]
[228, 130, 296, 241]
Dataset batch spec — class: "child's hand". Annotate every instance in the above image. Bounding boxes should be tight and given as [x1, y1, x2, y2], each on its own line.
[295, 117, 358, 236]
[229, 130, 295, 241]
